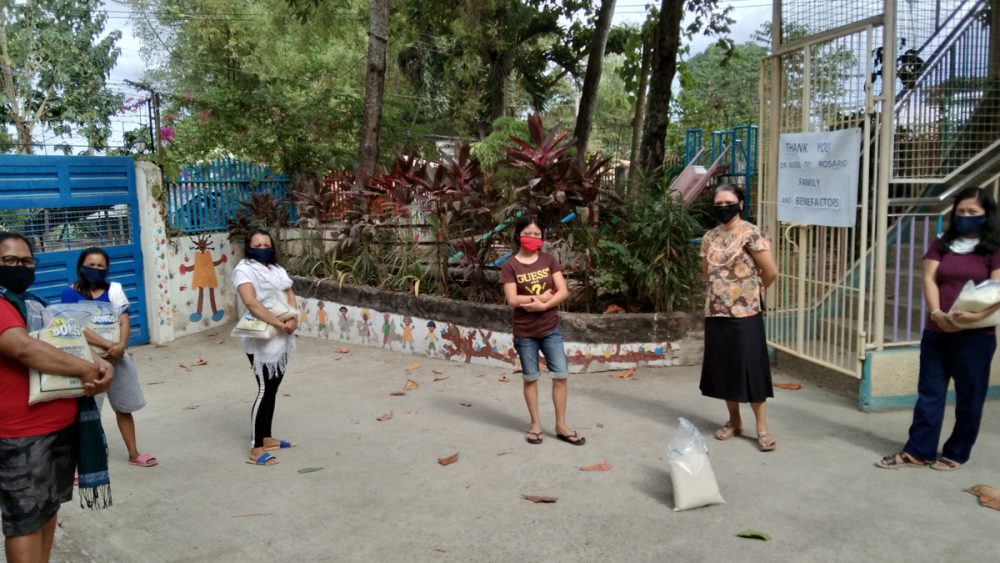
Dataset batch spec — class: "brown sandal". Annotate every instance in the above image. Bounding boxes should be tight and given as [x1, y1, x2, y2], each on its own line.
[757, 433, 776, 452]
[714, 421, 742, 441]
[875, 452, 925, 469]
[930, 457, 962, 471]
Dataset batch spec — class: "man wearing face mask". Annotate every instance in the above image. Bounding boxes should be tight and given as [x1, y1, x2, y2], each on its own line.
[0, 232, 114, 562]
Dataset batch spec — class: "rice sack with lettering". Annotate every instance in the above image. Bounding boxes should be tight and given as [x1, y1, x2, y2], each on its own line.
[27, 308, 93, 404]
[58, 301, 122, 356]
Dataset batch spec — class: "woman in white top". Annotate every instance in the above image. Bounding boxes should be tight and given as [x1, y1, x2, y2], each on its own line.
[233, 230, 299, 466]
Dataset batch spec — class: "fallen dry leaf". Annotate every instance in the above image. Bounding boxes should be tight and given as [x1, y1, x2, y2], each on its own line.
[610, 368, 635, 379]
[297, 467, 323, 474]
[283, 393, 291, 397]
[497, 450, 514, 457]
[389, 391, 406, 397]
[460, 402, 472, 407]
[498, 374, 510, 382]
[579, 461, 612, 472]
[405, 410, 419, 415]
[336, 348, 350, 354]
[183, 404, 199, 410]
[432, 369, 444, 375]
[406, 362, 421, 371]
[147, 381, 165, 385]
[966, 485, 1000, 511]
[152, 344, 168, 349]
[193, 358, 208, 366]
[437, 453, 459, 466]
[775, 383, 802, 390]
[178, 364, 192, 372]
[433, 375, 450, 382]
[603, 304, 625, 314]
[376, 411, 393, 422]
[596, 423, 604, 428]
[522, 494, 558, 504]
[403, 379, 419, 391]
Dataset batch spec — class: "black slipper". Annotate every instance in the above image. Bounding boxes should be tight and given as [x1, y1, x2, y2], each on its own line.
[525, 431, 543, 445]
[556, 432, 586, 446]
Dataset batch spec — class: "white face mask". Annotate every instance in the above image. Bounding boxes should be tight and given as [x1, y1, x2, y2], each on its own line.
[950, 236, 980, 254]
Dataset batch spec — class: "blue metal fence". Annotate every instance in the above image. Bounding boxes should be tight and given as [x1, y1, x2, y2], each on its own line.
[166, 159, 297, 234]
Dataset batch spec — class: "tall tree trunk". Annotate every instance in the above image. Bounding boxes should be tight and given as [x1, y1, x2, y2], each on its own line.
[487, 52, 510, 124]
[358, 0, 390, 177]
[627, 35, 652, 186]
[637, 0, 684, 180]
[573, 0, 617, 159]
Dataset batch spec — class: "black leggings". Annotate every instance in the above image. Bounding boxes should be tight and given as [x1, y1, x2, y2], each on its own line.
[247, 354, 285, 449]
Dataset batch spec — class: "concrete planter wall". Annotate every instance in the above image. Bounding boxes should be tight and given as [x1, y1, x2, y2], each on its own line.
[291, 276, 705, 373]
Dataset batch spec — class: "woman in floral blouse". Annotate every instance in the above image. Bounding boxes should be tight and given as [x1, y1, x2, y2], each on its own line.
[700, 184, 779, 451]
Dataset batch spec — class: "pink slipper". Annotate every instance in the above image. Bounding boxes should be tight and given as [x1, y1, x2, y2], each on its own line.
[129, 453, 158, 467]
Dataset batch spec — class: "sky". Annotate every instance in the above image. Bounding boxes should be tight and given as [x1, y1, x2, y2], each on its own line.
[43, 0, 774, 154]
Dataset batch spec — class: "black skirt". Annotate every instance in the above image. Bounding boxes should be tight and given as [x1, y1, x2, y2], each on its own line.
[700, 313, 773, 403]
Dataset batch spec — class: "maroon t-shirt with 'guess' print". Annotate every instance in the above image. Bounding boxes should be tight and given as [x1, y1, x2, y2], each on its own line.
[500, 253, 562, 338]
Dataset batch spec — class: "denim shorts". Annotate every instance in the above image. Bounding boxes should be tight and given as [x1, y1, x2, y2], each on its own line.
[513, 326, 569, 382]
[0, 425, 75, 537]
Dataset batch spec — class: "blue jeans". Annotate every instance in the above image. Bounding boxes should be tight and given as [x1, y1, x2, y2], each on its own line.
[513, 326, 569, 382]
[904, 330, 996, 463]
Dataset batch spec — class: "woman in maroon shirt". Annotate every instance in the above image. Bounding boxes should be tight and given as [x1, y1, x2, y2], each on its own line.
[878, 187, 1000, 470]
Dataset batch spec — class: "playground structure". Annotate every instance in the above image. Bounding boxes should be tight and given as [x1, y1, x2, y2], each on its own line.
[670, 125, 759, 216]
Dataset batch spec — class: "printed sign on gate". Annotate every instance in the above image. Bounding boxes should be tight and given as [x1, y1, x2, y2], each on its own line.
[776, 128, 862, 227]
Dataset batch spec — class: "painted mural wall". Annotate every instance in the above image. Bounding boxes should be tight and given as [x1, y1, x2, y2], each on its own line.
[136, 162, 698, 367]
[292, 296, 690, 373]
[166, 233, 238, 337]
[136, 161, 238, 343]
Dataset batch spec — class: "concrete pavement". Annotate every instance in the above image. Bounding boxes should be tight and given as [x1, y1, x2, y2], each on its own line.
[30, 328, 1000, 562]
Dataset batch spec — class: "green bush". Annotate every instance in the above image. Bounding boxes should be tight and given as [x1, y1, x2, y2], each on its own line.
[591, 193, 705, 313]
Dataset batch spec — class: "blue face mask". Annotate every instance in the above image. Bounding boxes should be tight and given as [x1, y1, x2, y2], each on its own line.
[246, 247, 276, 265]
[953, 215, 987, 236]
[80, 265, 108, 285]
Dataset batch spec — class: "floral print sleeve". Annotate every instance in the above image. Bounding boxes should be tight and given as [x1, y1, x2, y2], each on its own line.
[703, 222, 769, 318]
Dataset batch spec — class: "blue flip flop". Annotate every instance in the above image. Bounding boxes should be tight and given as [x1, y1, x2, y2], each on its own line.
[264, 440, 296, 451]
[246, 452, 278, 466]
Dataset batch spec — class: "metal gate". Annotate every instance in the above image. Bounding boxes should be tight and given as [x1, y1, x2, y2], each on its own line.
[758, 0, 998, 377]
[0, 155, 149, 345]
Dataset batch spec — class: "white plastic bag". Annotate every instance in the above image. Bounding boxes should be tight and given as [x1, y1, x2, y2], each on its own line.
[950, 280, 1000, 329]
[57, 301, 122, 355]
[667, 417, 725, 511]
[28, 306, 93, 405]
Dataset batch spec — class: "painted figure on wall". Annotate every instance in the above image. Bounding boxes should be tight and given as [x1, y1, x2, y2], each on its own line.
[178, 235, 227, 322]
[338, 306, 351, 340]
[359, 309, 372, 343]
[425, 320, 437, 357]
[382, 312, 393, 348]
[401, 316, 415, 352]
[316, 301, 328, 338]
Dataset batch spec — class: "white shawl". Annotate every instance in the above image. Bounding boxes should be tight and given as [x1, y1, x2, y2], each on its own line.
[233, 259, 296, 379]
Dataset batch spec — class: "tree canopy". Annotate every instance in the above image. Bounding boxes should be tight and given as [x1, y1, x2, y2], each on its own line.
[0, 0, 122, 154]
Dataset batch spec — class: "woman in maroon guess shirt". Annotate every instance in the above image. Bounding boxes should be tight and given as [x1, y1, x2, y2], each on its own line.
[878, 187, 1000, 471]
[501, 216, 584, 446]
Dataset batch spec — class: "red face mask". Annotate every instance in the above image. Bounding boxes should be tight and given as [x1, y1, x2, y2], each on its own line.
[520, 236, 544, 252]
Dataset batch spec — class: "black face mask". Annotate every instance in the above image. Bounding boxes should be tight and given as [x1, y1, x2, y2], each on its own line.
[80, 265, 108, 285]
[714, 203, 741, 224]
[246, 247, 276, 265]
[0, 266, 35, 295]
